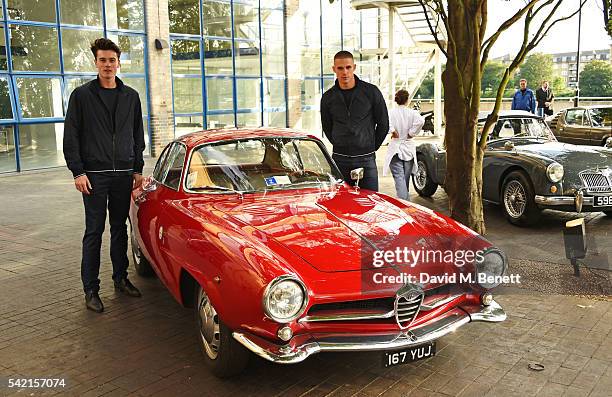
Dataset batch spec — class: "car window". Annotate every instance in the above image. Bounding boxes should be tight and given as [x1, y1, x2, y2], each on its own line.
[565, 109, 586, 126]
[589, 108, 612, 127]
[186, 137, 342, 193]
[490, 118, 555, 141]
[152, 145, 171, 182]
[161, 143, 187, 190]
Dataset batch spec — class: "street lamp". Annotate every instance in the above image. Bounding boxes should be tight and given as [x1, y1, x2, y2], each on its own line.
[574, 4, 582, 107]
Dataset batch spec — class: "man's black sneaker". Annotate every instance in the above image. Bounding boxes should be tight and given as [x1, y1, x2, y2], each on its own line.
[85, 291, 104, 313]
[114, 278, 142, 297]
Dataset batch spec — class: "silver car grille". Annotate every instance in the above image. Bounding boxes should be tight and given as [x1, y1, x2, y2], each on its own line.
[580, 171, 612, 193]
[394, 292, 423, 329]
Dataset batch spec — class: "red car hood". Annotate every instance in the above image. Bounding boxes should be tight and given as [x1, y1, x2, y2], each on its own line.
[207, 187, 483, 274]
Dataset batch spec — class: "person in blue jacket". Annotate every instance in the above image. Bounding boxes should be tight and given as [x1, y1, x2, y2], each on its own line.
[511, 79, 536, 114]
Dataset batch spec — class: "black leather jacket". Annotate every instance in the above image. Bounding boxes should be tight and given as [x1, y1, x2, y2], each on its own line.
[320, 76, 389, 157]
[63, 77, 145, 178]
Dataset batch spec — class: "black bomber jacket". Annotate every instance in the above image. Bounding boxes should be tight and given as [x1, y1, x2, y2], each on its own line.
[320, 75, 389, 157]
[63, 77, 145, 178]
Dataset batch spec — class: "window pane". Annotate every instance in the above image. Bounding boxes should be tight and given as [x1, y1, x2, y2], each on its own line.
[203, 1, 231, 37]
[297, 1, 321, 76]
[300, 109, 321, 132]
[162, 143, 186, 190]
[234, 41, 259, 76]
[121, 77, 147, 115]
[302, 79, 321, 107]
[1, 78, 13, 119]
[107, 34, 145, 74]
[264, 111, 286, 128]
[236, 78, 259, 109]
[16, 78, 63, 118]
[261, 0, 282, 9]
[175, 115, 204, 137]
[18, 123, 65, 170]
[237, 112, 261, 128]
[233, 2, 258, 40]
[0, 126, 17, 173]
[0, 27, 7, 70]
[60, 0, 102, 26]
[171, 39, 201, 75]
[264, 79, 285, 109]
[207, 113, 234, 128]
[169, 0, 200, 35]
[7, 0, 56, 23]
[342, 2, 360, 52]
[261, 10, 284, 76]
[322, 1, 341, 73]
[206, 78, 233, 110]
[172, 77, 202, 113]
[204, 39, 233, 75]
[61, 28, 102, 72]
[106, 0, 145, 31]
[10, 25, 60, 71]
[65, 77, 92, 100]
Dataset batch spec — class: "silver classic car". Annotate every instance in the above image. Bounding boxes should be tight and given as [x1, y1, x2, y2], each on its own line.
[414, 111, 612, 226]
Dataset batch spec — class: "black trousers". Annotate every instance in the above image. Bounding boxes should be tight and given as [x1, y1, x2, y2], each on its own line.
[332, 154, 379, 192]
[81, 173, 133, 293]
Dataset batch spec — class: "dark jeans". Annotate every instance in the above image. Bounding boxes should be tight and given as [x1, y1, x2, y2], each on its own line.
[333, 154, 379, 191]
[81, 173, 133, 293]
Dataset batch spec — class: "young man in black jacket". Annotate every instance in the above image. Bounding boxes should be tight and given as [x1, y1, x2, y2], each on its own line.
[320, 51, 389, 191]
[63, 38, 146, 313]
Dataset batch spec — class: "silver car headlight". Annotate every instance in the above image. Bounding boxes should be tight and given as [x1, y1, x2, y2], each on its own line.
[263, 276, 307, 322]
[546, 162, 564, 183]
[475, 248, 507, 289]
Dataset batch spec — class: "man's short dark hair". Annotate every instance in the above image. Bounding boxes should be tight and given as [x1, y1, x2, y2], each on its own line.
[395, 89, 409, 105]
[334, 50, 354, 61]
[91, 38, 121, 59]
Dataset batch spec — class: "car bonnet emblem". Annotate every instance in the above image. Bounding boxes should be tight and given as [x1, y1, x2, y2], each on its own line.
[394, 283, 424, 330]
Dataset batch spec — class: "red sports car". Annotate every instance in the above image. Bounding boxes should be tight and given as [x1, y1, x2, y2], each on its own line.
[129, 128, 507, 377]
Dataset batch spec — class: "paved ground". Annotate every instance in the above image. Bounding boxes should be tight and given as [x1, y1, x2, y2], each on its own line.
[0, 154, 611, 397]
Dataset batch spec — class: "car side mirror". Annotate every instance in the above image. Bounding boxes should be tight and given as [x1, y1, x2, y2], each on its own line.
[606, 137, 612, 149]
[350, 168, 364, 190]
[504, 141, 515, 151]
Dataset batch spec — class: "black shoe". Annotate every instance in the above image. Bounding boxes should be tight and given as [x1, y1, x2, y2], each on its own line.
[85, 291, 104, 313]
[114, 278, 142, 297]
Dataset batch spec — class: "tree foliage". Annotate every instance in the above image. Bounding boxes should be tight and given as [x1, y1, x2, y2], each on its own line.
[579, 60, 612, 97]
[604, 0, 612, 37]
[518, 53, 554, 87]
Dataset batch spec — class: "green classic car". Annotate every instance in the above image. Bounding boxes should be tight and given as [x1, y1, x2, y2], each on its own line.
[414, 111, 612, 226]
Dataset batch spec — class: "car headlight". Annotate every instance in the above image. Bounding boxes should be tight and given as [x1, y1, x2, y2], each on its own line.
[475, 248, 507, 289]
[546, 162, 564, 183]
[263, 276, 307, 322]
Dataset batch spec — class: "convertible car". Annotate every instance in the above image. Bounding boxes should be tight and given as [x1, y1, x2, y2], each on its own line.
[129, 128, 507, 377]
[548, 105, 612, 146]
[413, 111, 612, 226]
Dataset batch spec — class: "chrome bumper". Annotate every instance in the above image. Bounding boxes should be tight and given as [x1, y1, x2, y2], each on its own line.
[232, 300, 506, 364]
[535, 195, 593, 206]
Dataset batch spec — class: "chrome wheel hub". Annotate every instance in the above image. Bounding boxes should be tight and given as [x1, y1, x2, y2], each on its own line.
[504, 181, 526, 218]
[197, 288, 220, 360]
[415, 161, 427, 190]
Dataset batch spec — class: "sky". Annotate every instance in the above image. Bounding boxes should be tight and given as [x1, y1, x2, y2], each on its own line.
[486, 0, 611, 58]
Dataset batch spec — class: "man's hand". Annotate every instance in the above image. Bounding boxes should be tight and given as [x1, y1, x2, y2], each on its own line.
[133, 173, 144, 189]
[75, 175, 92, 195]
[391, 130, 399, 139]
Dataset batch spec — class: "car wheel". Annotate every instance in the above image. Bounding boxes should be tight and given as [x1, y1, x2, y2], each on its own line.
[130, 222, 155, 277]
[412, 155, 438, 197]
[501, 171, 541, 226]
[195, 284, 249, 378]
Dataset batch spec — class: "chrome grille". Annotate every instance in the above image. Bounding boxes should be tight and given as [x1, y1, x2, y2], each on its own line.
[394, 285, 424, 330]
[580, 171, 612, 193]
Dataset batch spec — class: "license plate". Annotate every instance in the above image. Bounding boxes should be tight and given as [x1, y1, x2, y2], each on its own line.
[594, 195, 612, 207]
[382, 342, 436, 368]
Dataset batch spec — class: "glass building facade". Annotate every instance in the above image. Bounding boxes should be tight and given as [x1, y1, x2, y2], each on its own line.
[0, 0, 368, 173]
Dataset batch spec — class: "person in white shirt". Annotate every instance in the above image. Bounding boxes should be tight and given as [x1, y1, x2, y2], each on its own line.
[383, 89, 425, 200]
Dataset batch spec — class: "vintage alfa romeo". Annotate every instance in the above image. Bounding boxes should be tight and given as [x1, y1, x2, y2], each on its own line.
[129, 128, 506, 377]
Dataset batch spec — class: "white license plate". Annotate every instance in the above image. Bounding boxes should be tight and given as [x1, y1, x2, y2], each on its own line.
[594, 195, 612, 207]
[383, 342, 436, 368]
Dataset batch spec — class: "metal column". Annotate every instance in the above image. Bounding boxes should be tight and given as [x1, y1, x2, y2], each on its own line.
[433, 48, 442, 136]
[388, 6, 395, 101]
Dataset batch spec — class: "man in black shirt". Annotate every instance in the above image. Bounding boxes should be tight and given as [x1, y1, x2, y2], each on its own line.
[63, 38, 145, 313]
[535, 80, 554, 118]
[320, 51, 389, 191]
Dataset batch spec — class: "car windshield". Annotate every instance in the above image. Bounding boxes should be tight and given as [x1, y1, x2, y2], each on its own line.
[490, 118, 556, 142]
[185, 137, 343, 193]
[589, 108, 612, 127]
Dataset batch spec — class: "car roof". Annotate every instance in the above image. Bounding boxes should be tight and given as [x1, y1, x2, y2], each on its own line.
[478, 110, 540, 121]
[175, 128, 317, 147]
[564, 105, 612, 110]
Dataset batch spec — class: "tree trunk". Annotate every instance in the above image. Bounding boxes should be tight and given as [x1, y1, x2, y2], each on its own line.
[443, 2, 486, 234]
